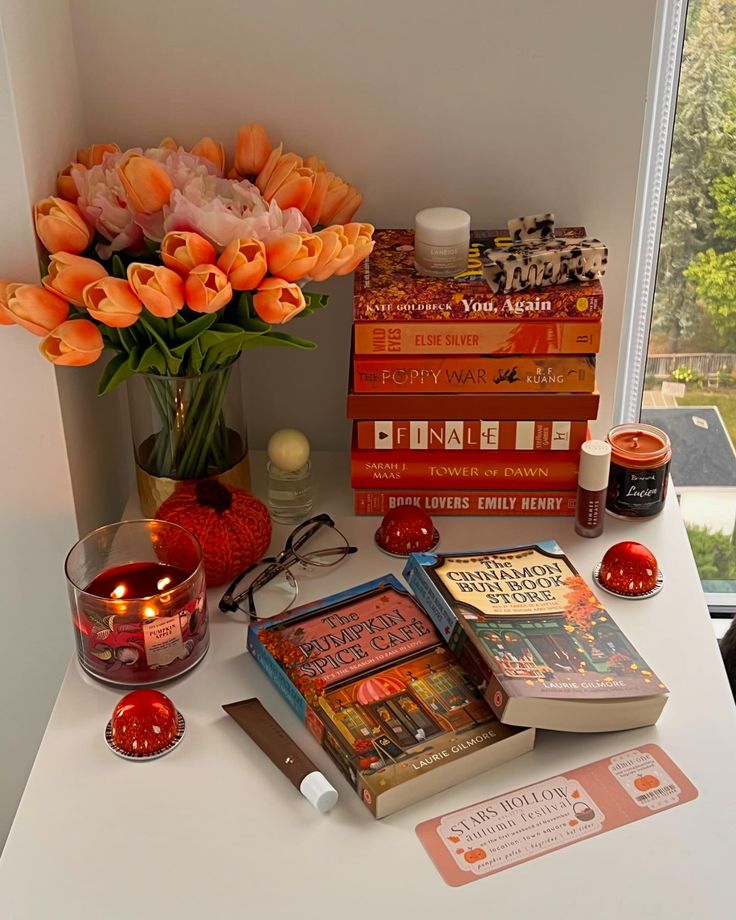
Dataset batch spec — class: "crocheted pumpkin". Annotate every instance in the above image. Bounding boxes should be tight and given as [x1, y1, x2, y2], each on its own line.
[156, 481, 272, 586]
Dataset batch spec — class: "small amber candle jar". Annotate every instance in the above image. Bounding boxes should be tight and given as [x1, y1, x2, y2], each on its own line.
[605, 423, 672, 519]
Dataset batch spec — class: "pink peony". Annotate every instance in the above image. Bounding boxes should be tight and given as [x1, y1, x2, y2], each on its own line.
[161, 175, 310, 251]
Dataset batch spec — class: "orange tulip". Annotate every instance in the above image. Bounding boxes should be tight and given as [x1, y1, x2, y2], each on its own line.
[252, 278, 306, 325]
[40, 319, 104, 367]
[305, 155, 328, 173]
[158, 137, 179, 151]
[266, 232, 322, 282]
[118, 153, 174, 213]
[0, 280, 16, 324]
[43, 253, 107, 307]
[57, 164, 82, 202]
[320, 175, 363, 224]
[184, 264, 232, 313]
[302, 169, 332, 226]
[258, 150, 315, 212]
[127, 263, 185, 318]
[334, 223, 375, 275]
[191, 136, 225, 173]
[83, 277, 142, 327]
[309, 226, 350, 282]
[217, 238, 267, 291]
[3, 284, 69, 336]
[34, 197, 92, 255]
[76, 143, 120, 168]
[234, 123, 272, 176]
[160, 231, 216, 277]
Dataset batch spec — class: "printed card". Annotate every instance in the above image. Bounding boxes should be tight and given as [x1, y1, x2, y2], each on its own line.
[415, 744, 697, 886]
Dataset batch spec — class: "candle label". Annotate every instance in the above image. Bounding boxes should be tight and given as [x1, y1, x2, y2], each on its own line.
[415, 744, 697, 886]
[607, 461, 669, 517]
[142, 614, 186, 668]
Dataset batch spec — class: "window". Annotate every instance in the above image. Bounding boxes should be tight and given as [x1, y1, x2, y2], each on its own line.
[620, 0, 736, 615]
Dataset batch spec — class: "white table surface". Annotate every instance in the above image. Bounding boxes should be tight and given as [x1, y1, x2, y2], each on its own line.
[1, 452, 735, 920]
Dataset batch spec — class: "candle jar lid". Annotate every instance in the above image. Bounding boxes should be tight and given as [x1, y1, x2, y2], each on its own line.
[607, 423, 671, 469]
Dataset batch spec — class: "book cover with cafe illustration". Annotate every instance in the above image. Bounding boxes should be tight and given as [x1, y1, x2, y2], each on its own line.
[403, 542, 668, 732]
[247, 575, 534, 818]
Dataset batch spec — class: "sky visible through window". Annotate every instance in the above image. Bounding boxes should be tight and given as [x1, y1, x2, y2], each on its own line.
[646, 0, 736, 592]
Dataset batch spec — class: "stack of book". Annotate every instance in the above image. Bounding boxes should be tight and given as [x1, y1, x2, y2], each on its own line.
[347, 229, 603, 516]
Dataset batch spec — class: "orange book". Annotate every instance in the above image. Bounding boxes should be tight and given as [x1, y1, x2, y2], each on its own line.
[353, 320, 601, 355]
[353, 354, 596, 393]
[347, 388, 599, 421]
[354, 419, 590, 451]
[354, 490, 577, 516]
[351, 448, 580, 490]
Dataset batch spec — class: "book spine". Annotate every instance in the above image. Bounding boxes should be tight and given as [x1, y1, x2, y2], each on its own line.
[352, 355, 596, 394]
[351, 450, 580, 490]
[347, 389, 600, 421]
[352, 321, 601, 355]
[246, 626, 307, 722]
[355, 419, 590, 451]
[353, 281, 604, 322]
[353, 490, 576, 516]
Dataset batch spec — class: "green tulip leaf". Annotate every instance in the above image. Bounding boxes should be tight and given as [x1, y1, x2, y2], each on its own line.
[174, 313, 218, 344]
[188, 337, 204, 374]
[97, 352, 136, 395]
[134, 344, 168, 375]
[111, 254, 127, 280]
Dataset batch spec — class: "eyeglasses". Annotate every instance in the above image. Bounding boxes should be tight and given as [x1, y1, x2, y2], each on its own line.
[218, 513, 357, 620]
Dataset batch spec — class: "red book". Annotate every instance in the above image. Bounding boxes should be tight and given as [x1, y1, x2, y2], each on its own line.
[351, 449, 580, 490]
[354, 490, 577, 516]
[353, 354, 596, 393]
[347, 388, 599, 421]
[353, 320, 601, 355]
[354, 419, 589, 451]
[353, 229, 604, 322]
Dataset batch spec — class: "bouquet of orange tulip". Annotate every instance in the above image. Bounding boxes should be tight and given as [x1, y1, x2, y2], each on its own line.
[0, 123, 373, 480]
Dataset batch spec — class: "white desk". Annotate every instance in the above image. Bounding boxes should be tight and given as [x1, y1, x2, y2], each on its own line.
[1, 453, 735, 919]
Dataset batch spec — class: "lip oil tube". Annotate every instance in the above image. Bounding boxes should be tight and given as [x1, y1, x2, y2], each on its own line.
[223, 698, 338, 813]
[575, 439, 611, 538]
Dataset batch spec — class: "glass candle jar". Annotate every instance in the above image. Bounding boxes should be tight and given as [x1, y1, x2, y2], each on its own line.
[65, 520, 208, 687]
[605, 423, 672, 519]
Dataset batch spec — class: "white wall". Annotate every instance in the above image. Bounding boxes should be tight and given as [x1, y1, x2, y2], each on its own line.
[0, 0, 660, 849]
[0, 0, 82, 848]
[68, 0, 658, 450]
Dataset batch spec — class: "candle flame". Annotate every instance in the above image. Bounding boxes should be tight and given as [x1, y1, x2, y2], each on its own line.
[156, 576, 172, 591]
[143, 606, 157, 619]
[110, 584, 127, 599]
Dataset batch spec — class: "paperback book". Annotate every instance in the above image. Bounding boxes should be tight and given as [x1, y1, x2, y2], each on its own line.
[354, 490, 576, 516]
[353, 229, 604, 322]
[403, 542, 668, 732]
[247, 575, 535, 818]
[352, 354, 596, 394]
[354, 419, 590, 452]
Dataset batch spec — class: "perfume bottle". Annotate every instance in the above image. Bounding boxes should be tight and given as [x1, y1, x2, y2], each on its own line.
[266, 428, 313, 523]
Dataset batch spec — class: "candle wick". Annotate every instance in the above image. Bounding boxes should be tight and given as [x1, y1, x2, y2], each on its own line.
[631, 437, 639, 449]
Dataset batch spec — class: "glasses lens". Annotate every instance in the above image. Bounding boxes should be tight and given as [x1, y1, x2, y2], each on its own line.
[234, 563, 298, 619]
[291, 520, 350, 569]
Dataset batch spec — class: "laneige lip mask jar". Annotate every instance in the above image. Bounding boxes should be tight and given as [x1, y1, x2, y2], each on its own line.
[414, 207, 471, 277]
[605, 423, 671, 519]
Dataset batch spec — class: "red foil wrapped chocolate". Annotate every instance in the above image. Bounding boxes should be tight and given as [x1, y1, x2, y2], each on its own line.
[594, 541, 663, 599]
[106, 689, 185, 760]
[375, 505, 439, 557]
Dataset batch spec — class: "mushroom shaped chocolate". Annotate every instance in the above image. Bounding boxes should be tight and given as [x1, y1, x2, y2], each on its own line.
[594, 541, 662, 599]
[105, 689, 185, 760]
[375, 505, 439, 557]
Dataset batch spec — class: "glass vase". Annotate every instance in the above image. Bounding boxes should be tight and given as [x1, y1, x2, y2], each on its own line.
[127, 359, 250, 516]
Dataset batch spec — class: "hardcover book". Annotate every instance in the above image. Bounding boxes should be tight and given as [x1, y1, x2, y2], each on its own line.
[352, 354, 596, 394]
[351, 449, 580, 490]
[353, 229, 604, 322]
[247, 575, 535, 818]
[347, 388, 600, 421]
[354, 490, 576, 516]
[355, 419, 590, 452]
[403, 543, 668, 732]
[353, 320, 601, 355]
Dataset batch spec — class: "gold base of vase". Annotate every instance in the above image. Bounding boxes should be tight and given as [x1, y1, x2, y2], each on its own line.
[135, 454, 252, 517]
